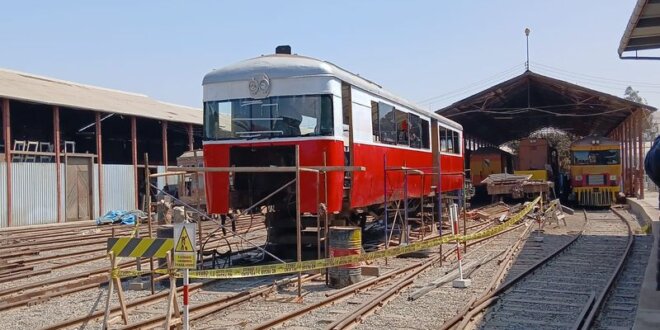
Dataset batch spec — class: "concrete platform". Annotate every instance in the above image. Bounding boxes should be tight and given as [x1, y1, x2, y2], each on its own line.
[627, 192, 660, 330]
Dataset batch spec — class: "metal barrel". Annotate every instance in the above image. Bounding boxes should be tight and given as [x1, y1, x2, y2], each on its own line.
[328, 226, 362, 288]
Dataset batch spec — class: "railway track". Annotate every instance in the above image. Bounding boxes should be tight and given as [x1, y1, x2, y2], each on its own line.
[0, 219, 267, 314]
[592, 210, 653, 329]
[0, 217, 263, 279]
[4, 203, 527, 329]
[445, 208, 633, 330]
[191, 218, 533, 329]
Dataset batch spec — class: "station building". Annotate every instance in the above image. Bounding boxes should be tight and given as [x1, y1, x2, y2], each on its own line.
[0, 68, 202, 227]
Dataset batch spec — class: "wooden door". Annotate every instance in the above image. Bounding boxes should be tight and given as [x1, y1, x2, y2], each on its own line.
[66, 157, 92, 221]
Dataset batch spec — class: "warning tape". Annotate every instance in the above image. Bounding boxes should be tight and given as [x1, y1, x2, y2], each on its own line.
[113, 197, 539, 280]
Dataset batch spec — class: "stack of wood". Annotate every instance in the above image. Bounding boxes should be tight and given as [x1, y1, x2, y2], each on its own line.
[482, 173, 532, 198]
[466, 202, 511, 222]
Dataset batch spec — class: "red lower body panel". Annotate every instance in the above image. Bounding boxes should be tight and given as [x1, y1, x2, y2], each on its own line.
[204, 139, 344, 214]
[350, 143, 464, 208]
[204, 140, 464, 214]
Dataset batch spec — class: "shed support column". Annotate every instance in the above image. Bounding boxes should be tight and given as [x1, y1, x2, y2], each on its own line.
[54, 106, 62, 223]
[632, 113, 638, 197]
[131, 117, 138, 209]
[622, 122, 627, 195]
[624, 119, 629, 195]
[96, 112, 103, 217]
[2, 99, 11, 226]
[623, 118, 630, 196]
[187, 123, 194, 151]
[627, 117, 633, 196]
[637, 109, 645, 199]
[619, 126, 624, 193]
[162, 121, 168, 185]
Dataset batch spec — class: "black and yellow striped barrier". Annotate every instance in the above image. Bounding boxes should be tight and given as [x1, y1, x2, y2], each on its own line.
[107, 237, 173, 258]
[113, 197, 540, 279]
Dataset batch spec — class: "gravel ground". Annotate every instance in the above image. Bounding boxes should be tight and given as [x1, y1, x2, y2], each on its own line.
[0, 209, 604, 330]
[0, 219, 266, 330]
[592, 210, 653, 330]
[349, 211, 586, 330]
[477, 210, 629, 330]
[0, 280, 154, 330]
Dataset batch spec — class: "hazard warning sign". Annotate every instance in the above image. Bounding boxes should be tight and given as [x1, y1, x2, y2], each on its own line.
[173, 223, 197, 269]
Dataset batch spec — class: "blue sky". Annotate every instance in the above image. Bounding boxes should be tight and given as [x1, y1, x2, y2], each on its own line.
[3, 0, 660, 110]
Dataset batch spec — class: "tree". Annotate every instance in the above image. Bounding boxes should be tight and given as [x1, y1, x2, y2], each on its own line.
[624, 86, 646, 104]
[624, 86, 658, 142]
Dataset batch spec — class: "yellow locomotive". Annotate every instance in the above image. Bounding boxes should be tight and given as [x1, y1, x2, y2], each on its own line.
[569, 136, 621, 206]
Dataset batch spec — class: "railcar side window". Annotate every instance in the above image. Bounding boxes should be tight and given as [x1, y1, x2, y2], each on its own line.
[378, 102, 396, 145]
[370, 101, 432, 150]
[395, 109, 409, 146]
[439, 127, 460, 154]
[452, 131, 461, 154]
[440, 127, 448, 152]
[421, 119, 430, 149]
[409, 114, 422, 149]
[371, 101, 380, 142]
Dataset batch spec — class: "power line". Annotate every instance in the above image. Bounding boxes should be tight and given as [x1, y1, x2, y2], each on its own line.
[417, 63, 525, 105]
[531, 62, 660, 88]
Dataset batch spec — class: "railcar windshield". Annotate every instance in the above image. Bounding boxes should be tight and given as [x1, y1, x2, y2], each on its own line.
[572, 150, 620, 165]
[204, 95, 333, 139]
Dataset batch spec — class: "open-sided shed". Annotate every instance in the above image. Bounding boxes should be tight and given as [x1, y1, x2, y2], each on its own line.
[0, 68, 203, 227]
[437, 70, 655, 198]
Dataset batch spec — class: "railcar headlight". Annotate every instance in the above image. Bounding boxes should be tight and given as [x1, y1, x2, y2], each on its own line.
[575, 175, 582, 181]
[609, 175, 617, 181]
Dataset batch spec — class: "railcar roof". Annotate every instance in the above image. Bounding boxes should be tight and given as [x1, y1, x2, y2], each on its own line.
[203, 54, 462, 130]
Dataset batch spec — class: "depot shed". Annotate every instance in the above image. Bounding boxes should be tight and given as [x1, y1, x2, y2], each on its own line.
[436, 70, 656, 199]
[0, 68, 203, 227]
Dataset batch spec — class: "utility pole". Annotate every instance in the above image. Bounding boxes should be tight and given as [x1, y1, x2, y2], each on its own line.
[525, 28, 531, 71]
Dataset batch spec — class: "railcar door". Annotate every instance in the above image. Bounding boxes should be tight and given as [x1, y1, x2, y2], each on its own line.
[341, 82, 353, 202]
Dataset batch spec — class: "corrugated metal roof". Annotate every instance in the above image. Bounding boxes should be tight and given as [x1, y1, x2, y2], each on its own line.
[204, 54, 463, 130]
[437, 70, 656, 145]
[619, 0, 660, 56]
[0, 68, 202, 124]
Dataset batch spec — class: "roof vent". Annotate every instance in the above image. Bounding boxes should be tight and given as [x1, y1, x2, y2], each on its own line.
[275, 45, 291, 55]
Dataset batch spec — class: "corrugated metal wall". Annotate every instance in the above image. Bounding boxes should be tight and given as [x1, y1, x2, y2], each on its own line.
[157, 166, 180, 190]
[11, 163, 58, 226]
[102, 165, 135, 212]
[93, 164, 135, 218]
[0, 163, 136, 227]
[59, 166, 65, 222]
[0, 163, 6, 227]
[92, 166, 100, 219]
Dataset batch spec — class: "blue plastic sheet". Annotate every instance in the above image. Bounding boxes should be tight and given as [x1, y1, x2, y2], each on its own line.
[96, 210, 139, 225]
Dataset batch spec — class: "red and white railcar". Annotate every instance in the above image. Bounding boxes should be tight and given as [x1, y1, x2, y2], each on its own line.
[202, 47, 463, 227]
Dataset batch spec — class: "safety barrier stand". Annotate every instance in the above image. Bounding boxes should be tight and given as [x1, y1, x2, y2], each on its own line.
[450, 203, 471, 288]
[102, 251, 129, 329]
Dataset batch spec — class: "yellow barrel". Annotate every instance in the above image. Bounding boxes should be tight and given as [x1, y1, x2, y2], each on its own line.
[328, 226, 362, 288]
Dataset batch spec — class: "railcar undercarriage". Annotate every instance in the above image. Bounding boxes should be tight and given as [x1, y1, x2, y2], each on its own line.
[223, 144, 454, 260]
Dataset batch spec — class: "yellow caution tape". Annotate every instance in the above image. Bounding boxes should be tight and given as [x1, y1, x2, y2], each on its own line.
[113, 197, 539, 280]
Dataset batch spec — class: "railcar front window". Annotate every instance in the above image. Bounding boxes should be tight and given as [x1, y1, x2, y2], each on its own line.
[572, 150, 620, 165]
[204, 95, 333, 139]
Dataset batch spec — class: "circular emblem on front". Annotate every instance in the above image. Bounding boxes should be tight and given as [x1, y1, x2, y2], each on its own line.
[249, 74, 270, 98]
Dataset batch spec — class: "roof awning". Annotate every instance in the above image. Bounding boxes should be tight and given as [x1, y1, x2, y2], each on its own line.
[619, 0, 660, 58]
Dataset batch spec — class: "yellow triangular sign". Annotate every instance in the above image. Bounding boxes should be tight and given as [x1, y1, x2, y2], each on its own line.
[175, 227, 193, 252]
